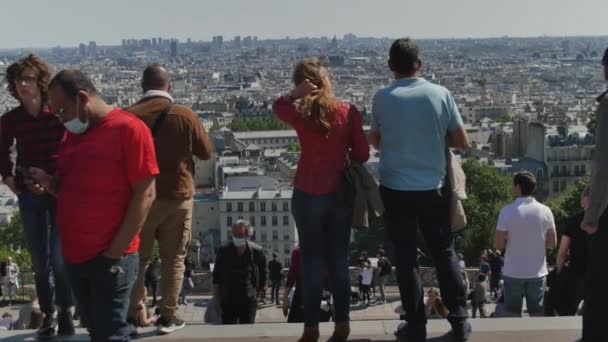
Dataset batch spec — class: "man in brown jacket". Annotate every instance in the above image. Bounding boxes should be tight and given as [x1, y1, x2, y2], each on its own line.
[126, 64, 213, 335]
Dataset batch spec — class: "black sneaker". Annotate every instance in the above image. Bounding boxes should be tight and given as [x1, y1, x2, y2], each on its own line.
[57, 309, 75, 336]
[395, 322, 426, 342]
[394, 322, 427, 342]
[156, 314, 186, 335]
[126, 318, 139, 337]
[448, 321, 472, 341]
[38, 314, 58, 340]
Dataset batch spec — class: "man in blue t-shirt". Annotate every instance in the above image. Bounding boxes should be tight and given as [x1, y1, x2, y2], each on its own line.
[371, 38, 470, 342]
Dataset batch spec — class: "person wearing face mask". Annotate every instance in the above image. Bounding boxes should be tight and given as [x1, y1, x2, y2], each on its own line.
[212, 220, 267, 324]
[29, 70, 159, 342]
[0, 55, 75, 339]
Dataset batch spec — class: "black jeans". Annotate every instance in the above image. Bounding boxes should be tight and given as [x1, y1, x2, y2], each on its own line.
[490, 274, 502, 295]
[145, 278, 158, 305]
[583, 208, 608, 341]
[380, 186, 467, 331]
[221, 297, 258, 324]
[67, 253, 138, 342]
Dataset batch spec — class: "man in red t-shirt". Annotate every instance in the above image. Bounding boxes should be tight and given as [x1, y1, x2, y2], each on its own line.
[31, 70, 158, 342]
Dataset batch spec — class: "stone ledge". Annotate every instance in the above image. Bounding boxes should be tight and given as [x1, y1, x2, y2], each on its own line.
[1, 317, 582, 341]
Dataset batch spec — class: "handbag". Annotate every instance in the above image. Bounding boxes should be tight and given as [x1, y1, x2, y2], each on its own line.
[338, 105, 357, 208]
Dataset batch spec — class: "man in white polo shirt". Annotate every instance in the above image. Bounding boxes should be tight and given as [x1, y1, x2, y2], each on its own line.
[495, 171, 557, 317]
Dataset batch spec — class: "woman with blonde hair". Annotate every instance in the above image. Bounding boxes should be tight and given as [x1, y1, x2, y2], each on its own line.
[273, 57, 369, 342]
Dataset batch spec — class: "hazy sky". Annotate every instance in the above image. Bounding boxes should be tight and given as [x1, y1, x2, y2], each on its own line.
[1, 0, 607, 49]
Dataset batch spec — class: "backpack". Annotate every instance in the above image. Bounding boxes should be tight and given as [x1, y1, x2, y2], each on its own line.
[381, 258, 393, 276]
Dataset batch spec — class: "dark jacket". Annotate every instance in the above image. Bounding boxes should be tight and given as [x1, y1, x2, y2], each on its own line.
[344, 161, 384, 229]
[126, 96, 214, 200]
[268, 259, 283, 282]
[212, 241, 267, 299]
[584, 92, 608, 227]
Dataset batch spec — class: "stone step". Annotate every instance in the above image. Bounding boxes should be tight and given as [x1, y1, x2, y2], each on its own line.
[1, 317, 582, 341]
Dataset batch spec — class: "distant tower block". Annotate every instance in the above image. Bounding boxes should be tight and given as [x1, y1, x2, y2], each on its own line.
[475, 72, 488, 104]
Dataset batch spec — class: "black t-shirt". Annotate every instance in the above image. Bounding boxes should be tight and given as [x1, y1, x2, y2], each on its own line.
[145, 261, 159, 282]
[564, 213, 588, 278]
[269, 259, 283, 282]
[378, 257, 391, 276]
[489, 256, 503, 276]
[184, 260, 194, 278]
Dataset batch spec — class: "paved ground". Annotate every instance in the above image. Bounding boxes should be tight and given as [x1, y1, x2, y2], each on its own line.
[3, 290, 556, 342]
[1, 292, 498, 324]
[0, 290, 422, 324]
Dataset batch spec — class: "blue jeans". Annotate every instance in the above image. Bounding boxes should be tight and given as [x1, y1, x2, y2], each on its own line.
[18, 192, 73, 315]
[270, 280, 281, 303]
[292, 190, 352, 328]
[67, 253, 138, 342]
[503, 276, 545, 316]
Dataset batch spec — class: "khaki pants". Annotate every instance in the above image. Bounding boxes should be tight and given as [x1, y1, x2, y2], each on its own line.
[129, 198, 193, 320]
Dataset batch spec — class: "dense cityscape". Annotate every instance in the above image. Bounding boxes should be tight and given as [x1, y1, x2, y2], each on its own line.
[1, 23, 608, 342]
[1, 35, 606, 267]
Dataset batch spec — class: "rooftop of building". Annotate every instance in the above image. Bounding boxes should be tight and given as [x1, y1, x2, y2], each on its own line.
[220, 188, 293, 200]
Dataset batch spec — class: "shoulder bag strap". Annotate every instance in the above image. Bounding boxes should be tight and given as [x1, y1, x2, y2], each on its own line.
[151, 103, 174, 136]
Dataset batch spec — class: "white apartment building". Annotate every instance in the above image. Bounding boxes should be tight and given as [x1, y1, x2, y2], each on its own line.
[219, 188, 297, 266]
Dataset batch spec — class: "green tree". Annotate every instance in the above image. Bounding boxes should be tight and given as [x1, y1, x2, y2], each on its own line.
[545, 177, 589, 262]
[546, 177, 589, 237]
[350, 217, 387, 264]
[494, 113, 513, 123]
[0, 211, 27, 250]
[0, 212, 32, 271]
[287, 143, 301, 152]
[229, 117, 289, 132]
[457, 159, 513, 264]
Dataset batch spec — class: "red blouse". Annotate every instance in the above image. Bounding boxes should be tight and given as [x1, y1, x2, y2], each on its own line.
[273, 97, 370, 195]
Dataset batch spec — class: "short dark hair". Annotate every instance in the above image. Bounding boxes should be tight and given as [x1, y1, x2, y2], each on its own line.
[142, 63, 171, 90]
[389, 38, 421, 75]
[49, 69, 97, 101]
[513, 171, 537, 196]
[377, 249, 385, 257]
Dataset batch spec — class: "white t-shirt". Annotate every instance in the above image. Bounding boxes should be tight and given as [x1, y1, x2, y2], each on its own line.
[361, 268, 373, 286]
[497, 197, 555, 279]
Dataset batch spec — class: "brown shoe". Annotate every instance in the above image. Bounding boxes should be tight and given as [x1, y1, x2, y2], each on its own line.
[327, 322, 350, 342]
[297, 327, 320, 342]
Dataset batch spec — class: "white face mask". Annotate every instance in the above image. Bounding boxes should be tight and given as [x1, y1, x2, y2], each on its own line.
[64, 97, 89, 134]
[233, 237, 246, 248]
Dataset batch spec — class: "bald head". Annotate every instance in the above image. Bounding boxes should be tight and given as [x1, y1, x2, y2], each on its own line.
[142, 63, 171, 92]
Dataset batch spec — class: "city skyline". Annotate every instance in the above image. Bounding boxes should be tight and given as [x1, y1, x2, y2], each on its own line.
[1, 0, 607, 49]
